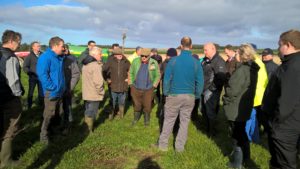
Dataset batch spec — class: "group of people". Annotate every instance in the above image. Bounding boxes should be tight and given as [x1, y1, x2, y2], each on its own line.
[0, 29, 300, 169]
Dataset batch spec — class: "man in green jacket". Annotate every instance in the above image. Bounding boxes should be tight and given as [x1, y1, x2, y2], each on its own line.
[128, 48, 160, 126]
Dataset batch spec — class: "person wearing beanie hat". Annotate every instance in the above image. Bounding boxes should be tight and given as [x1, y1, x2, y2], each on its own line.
[166, 48, 177, 58]
[261, 48, 278, 79]
[158, 48, 178, 132]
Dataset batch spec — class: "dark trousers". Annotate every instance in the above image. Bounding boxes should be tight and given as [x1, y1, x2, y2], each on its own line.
[27, 76, 43, 108]
[108, 85, 113, 107]
[40, 95, 62, 141]
[201, 90, 221, 134]
[63, 93, 73, 124]
[268, 121, 300, 169]
[230, 121, 250, 160]
[84, 101, 100, 119]
[255, 106, 269, 133]
[0, 97, 22, 140]
[131, 86, 154, 114]
[153, 83, 161, 104]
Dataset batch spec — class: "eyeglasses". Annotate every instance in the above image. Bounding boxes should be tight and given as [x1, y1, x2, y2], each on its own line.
[141, 55, 148, 58]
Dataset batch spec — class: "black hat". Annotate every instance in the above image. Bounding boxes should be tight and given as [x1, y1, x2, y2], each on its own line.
[262, 48, 273, 56]
[166, 48, 177, 57]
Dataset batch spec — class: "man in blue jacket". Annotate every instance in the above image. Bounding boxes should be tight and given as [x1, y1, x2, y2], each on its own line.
[37, 36, 65, 144]
[157, 37, 204, 152]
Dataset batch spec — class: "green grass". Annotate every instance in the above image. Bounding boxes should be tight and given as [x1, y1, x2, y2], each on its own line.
[10, 72, 274, 169]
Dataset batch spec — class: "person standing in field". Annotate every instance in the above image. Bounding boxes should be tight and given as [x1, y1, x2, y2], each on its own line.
[201, 42, 227, 137]
[128, 48, 160, 126]
[103, 48, 130, 120]
[37, 36, 66, 144]
[262, 29, 300, 169]
[82, 47, 105, 133]
[157, 37, 204, 152]
[62, 44, 80, 134]
[23, 41, 44, 109]
[261, 48, 279, 79]
[223, 44, 259, 168]
[0, 30, 24, 168]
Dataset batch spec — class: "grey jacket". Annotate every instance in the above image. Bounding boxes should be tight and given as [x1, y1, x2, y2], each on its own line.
[64, 54, 80, 92]
[0, 47, 24, 102]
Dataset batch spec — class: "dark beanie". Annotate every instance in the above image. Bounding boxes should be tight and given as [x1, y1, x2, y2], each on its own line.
[166, 48, 177, 57]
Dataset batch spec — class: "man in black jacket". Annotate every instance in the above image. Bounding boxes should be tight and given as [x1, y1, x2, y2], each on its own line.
[0, 30, 23, 168]
[23, 41, 43, 109]
[262, 29, 300, 169]
[202, 42, 227, 137]
[261, 48, 279, 79]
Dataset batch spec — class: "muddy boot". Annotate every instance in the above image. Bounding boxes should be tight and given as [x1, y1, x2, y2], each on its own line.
[0, 138, 20, 168]
[84, 115, 94, 134]
[227, 146, 243, 169]
[131, 112, 141, 126]
[144, 112, 150, 126]
[119, 105, 125, 119]
[108, 111, 114, 121]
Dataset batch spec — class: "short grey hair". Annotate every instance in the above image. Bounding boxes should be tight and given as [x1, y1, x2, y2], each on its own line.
[89, 46, 102, 56]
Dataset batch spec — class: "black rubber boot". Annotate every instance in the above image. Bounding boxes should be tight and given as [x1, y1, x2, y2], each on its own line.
[131, 112, 141, 126]
[144, 112, 150, 126]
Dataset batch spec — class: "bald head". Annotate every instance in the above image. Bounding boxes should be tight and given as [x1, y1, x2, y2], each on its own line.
[204, 42, 217, 59]
[180, 36, 192, 49]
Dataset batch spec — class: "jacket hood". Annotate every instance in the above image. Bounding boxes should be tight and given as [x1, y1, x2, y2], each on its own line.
[82, 55, 97, 65]
[246, 60, 260, 72]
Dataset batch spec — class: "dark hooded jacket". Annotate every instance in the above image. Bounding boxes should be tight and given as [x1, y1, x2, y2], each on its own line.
[223, 60, 260, 122]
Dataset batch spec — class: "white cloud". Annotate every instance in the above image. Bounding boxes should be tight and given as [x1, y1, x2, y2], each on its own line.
[0, 0, 300, 48]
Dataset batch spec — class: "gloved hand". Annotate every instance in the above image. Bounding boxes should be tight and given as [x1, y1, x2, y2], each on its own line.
[203, 89, 212, 103]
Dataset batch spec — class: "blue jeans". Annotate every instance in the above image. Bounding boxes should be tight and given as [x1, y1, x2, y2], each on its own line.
[111, 92, 126, 109]
[84, 101, 100, 119]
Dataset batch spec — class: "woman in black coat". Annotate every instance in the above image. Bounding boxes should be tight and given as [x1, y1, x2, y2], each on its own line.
[223, 44, 259, 168]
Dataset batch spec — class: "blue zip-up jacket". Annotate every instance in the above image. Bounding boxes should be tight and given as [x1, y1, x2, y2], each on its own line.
[37, 48, 65, 99]
[163, 50, 204, 98]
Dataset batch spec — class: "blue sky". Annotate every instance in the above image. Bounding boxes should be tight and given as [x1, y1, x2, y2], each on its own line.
[1, 0, 300, 49]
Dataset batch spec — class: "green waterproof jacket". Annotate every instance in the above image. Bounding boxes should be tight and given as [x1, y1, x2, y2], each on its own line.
[128, 57, 161, 88]
[223, 61, 259, 122]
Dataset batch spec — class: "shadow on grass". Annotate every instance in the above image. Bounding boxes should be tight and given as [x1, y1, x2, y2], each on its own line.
[13, 105, 44, 160]
[24, 100, 108, 169]
[137, 156, 161, 169]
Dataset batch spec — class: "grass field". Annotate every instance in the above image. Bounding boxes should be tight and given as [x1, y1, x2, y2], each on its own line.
[10, 72, 277, 169]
